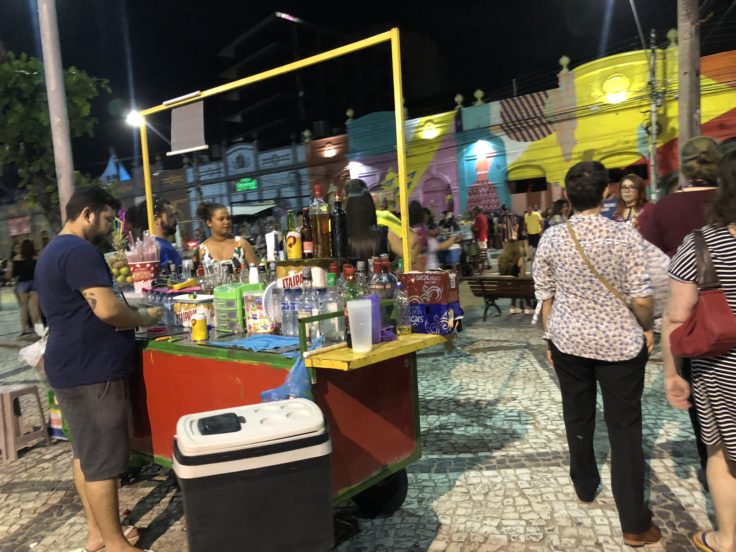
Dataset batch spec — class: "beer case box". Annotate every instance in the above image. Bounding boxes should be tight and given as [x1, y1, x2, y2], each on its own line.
[409, 302, 463, 336]
[400, 271, 460, 304]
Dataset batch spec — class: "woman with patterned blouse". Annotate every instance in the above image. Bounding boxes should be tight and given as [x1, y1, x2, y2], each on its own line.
[533, 161, 660, 547]
[195, 201, 257, 272]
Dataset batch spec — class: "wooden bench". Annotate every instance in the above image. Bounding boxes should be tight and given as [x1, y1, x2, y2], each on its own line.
[467, 276, 536, 321]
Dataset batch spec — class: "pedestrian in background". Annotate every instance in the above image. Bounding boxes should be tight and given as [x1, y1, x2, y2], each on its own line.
[548, 199, 569, 228]
[127, 197, 182, 271]
[533, 161, 660, 547]
[614, 174, 654, 233]
[663, 150, 736, 552]
[642, 135, 722, 475]
[35, 185, 162, 552]
[11, 239, 42, 336]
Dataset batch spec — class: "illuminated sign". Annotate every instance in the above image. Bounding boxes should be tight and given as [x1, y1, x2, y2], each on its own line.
[235, 178, 258, 192]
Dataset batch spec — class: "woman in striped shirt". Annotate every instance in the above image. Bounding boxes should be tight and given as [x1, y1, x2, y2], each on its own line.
[664, 149, 736, 552]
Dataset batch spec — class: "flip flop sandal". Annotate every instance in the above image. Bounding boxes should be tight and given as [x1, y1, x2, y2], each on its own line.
[123, 525, 140, 546]
[71, 526, 140, 552]
[692, 530, 718, 552]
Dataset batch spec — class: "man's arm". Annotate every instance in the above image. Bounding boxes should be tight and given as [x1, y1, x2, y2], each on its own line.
[81, 286, 162, 328]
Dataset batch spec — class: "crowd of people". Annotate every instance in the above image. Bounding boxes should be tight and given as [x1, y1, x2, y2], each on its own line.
[532, 135, 736, 550]
[9, 132, 735, 551]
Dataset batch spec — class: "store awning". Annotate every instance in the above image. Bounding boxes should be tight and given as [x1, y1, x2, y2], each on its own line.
[231, 202, 276, 217]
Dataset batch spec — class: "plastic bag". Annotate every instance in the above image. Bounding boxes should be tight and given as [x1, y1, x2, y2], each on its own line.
[19, 330, 48, 386]
[260, 338, 323, 402]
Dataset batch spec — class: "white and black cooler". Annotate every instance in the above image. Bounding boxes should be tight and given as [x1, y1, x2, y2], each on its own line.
[173, 398, 333, 552]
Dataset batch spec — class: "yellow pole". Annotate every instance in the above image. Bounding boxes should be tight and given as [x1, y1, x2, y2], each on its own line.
[139, 121, 155, 234]
[140, 31, 392, 117]
[390, 28, 411, 270]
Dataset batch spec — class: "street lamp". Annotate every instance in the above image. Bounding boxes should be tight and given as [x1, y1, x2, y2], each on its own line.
[126, 110, 144, 127]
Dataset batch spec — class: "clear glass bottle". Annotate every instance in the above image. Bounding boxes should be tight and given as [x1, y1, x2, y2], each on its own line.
[394, 281, 412, 336]
[320, 273, 344, 344]
[356, 260, 369, 296]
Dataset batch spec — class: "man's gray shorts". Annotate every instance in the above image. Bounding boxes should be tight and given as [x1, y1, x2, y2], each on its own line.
[53, 379, 130, 482]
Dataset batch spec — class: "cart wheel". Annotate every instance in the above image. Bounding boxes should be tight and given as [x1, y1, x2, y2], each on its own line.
[353, 468, 408, 518]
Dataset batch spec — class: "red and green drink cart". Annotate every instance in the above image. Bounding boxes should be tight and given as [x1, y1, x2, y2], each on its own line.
[129, 332, 444, 515]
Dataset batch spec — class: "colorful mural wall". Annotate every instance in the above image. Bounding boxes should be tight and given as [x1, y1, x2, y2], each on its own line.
[347, 111, 460, 215]
[347, 44, 736, 215]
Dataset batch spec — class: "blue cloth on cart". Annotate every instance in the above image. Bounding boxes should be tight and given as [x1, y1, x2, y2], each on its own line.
[208, 335, 300, 352]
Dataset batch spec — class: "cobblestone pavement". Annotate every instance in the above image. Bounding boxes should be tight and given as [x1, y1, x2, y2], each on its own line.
[0, 285, 714, 551]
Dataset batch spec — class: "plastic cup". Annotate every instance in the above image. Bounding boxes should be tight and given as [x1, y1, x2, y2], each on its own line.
[347, 299, 373, 353]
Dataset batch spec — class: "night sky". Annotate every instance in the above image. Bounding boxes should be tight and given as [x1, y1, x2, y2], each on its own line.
[2, 0, 735, 175]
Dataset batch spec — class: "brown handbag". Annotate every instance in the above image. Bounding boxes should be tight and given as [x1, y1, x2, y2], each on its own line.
[670, 230, 736, 358]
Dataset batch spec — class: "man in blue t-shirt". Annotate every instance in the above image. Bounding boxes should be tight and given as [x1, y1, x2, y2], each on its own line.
[131, 197, 182, 271]
[35, 186, 162, 552]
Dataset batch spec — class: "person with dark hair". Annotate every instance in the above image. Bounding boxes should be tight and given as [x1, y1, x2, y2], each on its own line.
[345, 188, 408, 261]
[196, 201, 257, 271]
[548, 199, 569, 227]
[664, 149, 736, 552]
[128, 197, 182, 270]
[642, 136, 721, 257]
[533, 161, 660, 547]
[498, 240, 533, 314]
[614, 174, 653, 232]
[11, 239, 41, 335]
[34, 185, 162, 552]
[344, 179, 402, 236]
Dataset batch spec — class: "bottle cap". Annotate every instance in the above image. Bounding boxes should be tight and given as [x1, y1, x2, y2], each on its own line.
[356, 260, 366, 271]
[302, 266, 312, 278]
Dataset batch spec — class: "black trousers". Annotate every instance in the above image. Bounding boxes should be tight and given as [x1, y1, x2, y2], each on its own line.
[550, 342, 652, 534]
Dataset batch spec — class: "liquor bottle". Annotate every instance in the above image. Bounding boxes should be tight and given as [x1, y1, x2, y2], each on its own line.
[330, 197, 348, 259]
[342, 265, 362, 347]
[394, 281, 412, 336]
[301, 207, 314, 259]
[309, 184, 331, 258]
[320, 273, 345, 344]
[356, 260, 369, 295]
[285, 209, 303, 260]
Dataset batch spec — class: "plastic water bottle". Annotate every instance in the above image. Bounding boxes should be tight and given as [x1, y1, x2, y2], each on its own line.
[162, 294, 174, 326]
[281, 289, 299, 337]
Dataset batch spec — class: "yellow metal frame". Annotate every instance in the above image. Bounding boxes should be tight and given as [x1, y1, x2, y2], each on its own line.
[137, 28, 413, 269]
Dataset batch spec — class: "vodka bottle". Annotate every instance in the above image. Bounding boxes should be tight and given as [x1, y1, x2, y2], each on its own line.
[394, 281, 412, 335]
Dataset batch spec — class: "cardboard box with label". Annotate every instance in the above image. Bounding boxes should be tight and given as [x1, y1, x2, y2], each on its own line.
[400, 271, 459, 304]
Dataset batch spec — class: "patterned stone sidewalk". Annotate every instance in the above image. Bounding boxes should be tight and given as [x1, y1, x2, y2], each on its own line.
[0, 287, 713, 551]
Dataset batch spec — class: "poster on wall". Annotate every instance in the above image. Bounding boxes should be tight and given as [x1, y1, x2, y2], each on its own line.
[8, 216, 31, 236]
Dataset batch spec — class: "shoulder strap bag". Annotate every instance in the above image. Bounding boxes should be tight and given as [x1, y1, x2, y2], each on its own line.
[670, 230, 736, 358]
[566, 222, 630, 311]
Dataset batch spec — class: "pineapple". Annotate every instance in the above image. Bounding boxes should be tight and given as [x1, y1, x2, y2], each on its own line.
[109, 217, 133, 285]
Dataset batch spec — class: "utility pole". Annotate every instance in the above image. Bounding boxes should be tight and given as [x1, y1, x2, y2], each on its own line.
[37, 0, 75, 223]
[647, 29, 659, 200]
[678, 0, 701, 149]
